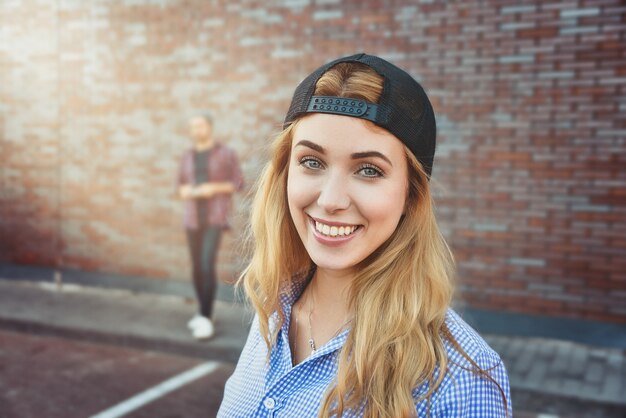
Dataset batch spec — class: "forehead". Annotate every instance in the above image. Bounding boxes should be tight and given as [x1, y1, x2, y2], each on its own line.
[292, 113, 403, 157]
[190, 117, 209, 126]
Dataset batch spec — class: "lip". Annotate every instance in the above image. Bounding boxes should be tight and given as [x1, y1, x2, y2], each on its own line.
[308, 215, 360, 228]
[307, 215, 362, 247]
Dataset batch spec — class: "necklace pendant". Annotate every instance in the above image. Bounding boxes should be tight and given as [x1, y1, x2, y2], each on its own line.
[308, 338, 316, 352]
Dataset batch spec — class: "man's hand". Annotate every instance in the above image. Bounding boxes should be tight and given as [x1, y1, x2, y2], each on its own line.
[195, 183, 218, 198]
[179, 184, 196, 200]
[180, 183, 233, 200]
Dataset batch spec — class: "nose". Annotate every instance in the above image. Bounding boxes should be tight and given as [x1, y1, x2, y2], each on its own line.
[317, 172, 351, 213]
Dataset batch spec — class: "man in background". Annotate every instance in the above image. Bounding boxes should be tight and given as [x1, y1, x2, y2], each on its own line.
[177, 114, 244, 339]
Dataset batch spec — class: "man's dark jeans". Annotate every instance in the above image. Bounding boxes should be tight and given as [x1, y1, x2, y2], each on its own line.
[186, 226, 222, 319]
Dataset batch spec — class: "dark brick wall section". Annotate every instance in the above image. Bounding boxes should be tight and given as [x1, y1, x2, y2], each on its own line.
[1, 0, 624, 323]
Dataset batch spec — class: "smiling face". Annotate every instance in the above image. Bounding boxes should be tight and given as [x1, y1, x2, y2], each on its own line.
[287, 113, 409, 274]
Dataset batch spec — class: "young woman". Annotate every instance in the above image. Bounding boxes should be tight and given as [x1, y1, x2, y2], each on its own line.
[218, 53, 511, 417]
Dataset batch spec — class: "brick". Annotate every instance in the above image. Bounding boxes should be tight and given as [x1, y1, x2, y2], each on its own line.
[498, 54, 535, 64]
[518, 27, 559, 38]
[509, 258, 546, 267]
[560, 7, 601, 18]
[500, 21, 536, 31]
[501, 5, 537, 15]
[312, 10, 343, 20]
[538, 70, 575, 79]
[560, 25, 600, 35]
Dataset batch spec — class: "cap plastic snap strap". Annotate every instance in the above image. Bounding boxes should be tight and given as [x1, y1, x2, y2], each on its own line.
[306, 96, 378, 122]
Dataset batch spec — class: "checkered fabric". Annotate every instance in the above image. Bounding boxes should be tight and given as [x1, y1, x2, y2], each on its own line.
[219, 273, 512, 417]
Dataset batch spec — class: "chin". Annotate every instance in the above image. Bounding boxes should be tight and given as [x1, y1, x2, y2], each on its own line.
[307, 250, 363, 272]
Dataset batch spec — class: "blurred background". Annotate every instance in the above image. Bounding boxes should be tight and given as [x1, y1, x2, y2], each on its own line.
[0, 0, 624, 417]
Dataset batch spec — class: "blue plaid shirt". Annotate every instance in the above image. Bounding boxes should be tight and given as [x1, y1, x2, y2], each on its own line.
[219, 273, 512, 417]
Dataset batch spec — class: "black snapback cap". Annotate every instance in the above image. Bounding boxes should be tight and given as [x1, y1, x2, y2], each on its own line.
[283, 53, 437, 178]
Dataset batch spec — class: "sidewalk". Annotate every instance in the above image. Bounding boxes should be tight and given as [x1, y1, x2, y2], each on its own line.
[0, 278, 625, 413]
[0, 279, 252, 363]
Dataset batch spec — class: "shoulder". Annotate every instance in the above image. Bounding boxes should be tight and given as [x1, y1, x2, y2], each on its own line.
[443, 308, 503, 370]
[235, 312, 267, 367]
[212, 143, 242, 167]
[213, 142, 237, 157]
[416, 308, 511, 416]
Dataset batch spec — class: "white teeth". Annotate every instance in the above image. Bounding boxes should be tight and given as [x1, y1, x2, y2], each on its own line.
[313, 220, 358, 237]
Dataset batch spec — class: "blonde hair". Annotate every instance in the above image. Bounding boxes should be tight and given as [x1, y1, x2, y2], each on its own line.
[240, 62, 507, 417]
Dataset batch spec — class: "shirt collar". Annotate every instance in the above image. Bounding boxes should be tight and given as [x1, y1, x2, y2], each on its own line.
[279, 264, 316, 309]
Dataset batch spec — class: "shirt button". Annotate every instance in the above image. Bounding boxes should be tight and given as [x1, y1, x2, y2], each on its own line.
[263, 397, 276, 410]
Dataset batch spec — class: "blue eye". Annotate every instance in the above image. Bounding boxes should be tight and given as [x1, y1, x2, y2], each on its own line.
[300, 156, 323, 170]
[358, 164, 384, 178]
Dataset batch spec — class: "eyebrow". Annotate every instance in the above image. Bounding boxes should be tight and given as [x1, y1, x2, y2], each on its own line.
[295, 140, 393, 166]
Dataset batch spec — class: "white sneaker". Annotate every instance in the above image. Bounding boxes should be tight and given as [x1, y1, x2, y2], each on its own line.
[192, 316, 215, 340]
[187, 314, 204, 330]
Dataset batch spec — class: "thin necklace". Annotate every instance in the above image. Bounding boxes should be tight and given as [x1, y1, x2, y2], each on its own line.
[307, 286, 317, 354]
[306, 282, 353, 356]
[293, 279, 354, 363]
[291, 294, 313, 364]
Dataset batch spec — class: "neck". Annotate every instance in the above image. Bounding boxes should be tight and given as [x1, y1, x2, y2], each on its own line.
[308, 266, 354, 317]
[194, 138, 214, 151]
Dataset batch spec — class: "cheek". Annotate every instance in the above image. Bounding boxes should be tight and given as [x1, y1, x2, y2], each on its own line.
[359, 181, 406, 231]
[287, 167, 314, 219]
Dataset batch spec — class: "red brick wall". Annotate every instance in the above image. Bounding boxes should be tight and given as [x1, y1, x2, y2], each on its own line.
[1, 0, 624, 322]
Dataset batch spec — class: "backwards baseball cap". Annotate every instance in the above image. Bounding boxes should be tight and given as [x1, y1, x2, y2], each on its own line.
[283, 53, 437, 178]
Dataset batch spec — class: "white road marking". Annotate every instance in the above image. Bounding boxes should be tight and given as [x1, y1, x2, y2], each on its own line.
[90, 361, 221, 418]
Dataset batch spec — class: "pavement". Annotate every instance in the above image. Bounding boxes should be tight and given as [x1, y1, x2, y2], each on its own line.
[0, 279, 253, 363]
[0, 276, 625, 416]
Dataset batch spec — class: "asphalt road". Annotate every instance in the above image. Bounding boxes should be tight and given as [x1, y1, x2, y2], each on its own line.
[0, 330, 234, 418]
[1, 329, 625, 418]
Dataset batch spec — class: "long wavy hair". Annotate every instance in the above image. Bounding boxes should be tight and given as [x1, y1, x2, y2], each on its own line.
[240, 62, 507, 417]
